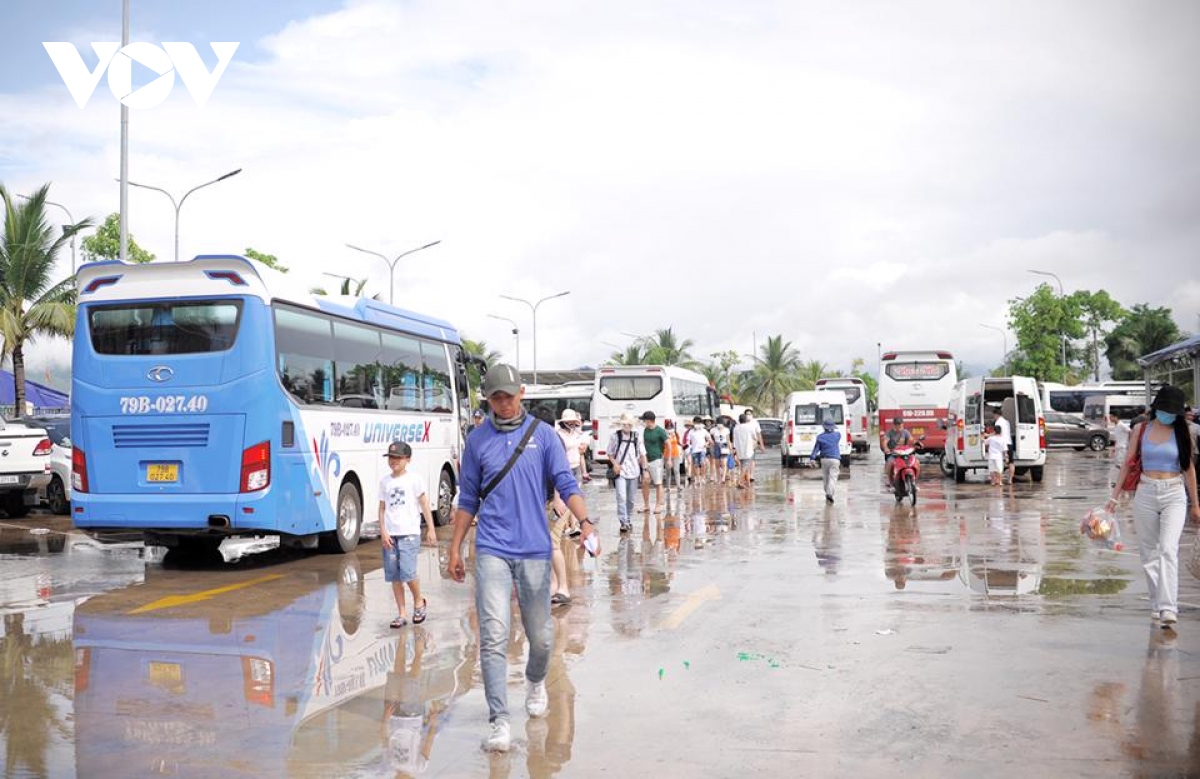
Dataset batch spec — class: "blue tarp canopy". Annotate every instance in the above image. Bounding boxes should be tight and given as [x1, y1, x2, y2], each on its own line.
[0, 370, 69, 410]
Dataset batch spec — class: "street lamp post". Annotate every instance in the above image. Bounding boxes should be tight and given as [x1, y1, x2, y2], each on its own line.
[125, 169, 242, 262]
[499, 291, 570, 385]
[18, 195, 77, 273]
[1028, 269, 1067, 371]
[345, 240, 441, 306]
[979, 323, 1009, 374]
[487, 314, 521, 373]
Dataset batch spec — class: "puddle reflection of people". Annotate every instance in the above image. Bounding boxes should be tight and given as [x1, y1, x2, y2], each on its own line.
[382, 628, 438, 777]
[525, 608, 580, 778]
[884, 508, 920, 590]
[814, 511, 841, 575]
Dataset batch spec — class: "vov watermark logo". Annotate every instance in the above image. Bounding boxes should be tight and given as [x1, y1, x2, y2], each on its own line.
[43, 42, 239, 109]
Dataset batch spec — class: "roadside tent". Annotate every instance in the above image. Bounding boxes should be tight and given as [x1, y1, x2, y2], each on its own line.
[0, 369, 69, 414]
[1137, 334, 1200, 406]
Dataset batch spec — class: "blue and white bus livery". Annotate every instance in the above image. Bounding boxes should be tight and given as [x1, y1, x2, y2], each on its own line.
[71, 255, 472, 556]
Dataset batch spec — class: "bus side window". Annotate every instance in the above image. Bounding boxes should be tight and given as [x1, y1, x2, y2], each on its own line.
[381, 334, 423, 412]
[275, 307, 335, 405]
[333, 321, 382, 410]
[421, 342, 453, 413]
[965, 394, 980, 426]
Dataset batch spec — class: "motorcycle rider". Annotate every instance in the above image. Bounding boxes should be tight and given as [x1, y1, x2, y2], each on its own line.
[810, 419, 843, 503]
[882, 416, 913, 486]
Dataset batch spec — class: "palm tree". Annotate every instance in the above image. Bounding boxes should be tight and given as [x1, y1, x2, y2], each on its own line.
[742, 335, 802, 416]
[643, 327, 699, 368]
[461, 337, 503, 390]
[1104, 304, 1182, 380]
[794, 359, 830, 390]
[0, 184, 92, 413]
[609, 343, 648, 366]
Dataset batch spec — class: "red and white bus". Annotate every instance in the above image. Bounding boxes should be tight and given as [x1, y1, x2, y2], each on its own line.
[877, 350, 957, 455]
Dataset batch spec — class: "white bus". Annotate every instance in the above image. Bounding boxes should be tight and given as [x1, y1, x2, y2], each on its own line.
[1040, 381, 1154, 416]
[522, 380, 597, 468]
[877, 350, 958, 455]
[815, 376, 870, 453]
[592, 365, 718, 464]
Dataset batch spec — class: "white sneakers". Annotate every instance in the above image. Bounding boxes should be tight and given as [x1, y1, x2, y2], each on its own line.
[1161, 611, 1178, 628]
[526, 679, 548, 718]
[483, 719, 511, 752]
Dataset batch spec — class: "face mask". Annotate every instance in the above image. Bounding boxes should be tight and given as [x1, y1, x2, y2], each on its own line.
[1155, 410, 1177, 425]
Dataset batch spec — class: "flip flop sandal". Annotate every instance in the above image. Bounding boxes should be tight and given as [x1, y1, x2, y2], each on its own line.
[413, 599, 428, 624]
[551, 592, 571, 605]
[390, 616, 408, 629]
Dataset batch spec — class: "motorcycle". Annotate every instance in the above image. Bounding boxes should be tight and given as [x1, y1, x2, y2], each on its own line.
[888, 438, 924, 506]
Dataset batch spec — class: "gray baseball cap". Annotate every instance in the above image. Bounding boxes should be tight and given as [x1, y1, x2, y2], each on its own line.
[482, 364, 521, 397]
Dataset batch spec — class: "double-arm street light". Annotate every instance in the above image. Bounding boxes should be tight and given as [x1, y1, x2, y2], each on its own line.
[124, 168, 242, 262]
[18, 194, 78, 273]
[500, 291, 570, 385]
[345, 240, 442, 306]
[979, 323, 1009, 375]
[487, 314, 521, 372]
[1028, 269, 1067, 370]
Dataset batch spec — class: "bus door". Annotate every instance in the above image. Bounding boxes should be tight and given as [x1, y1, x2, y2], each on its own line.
[1011, 377, 1042, 462]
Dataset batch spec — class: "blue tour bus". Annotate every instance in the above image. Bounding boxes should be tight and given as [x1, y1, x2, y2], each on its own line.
[71, 256, 473, 555]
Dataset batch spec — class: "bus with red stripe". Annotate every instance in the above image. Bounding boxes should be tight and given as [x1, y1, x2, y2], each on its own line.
[877, 351, 957, 455]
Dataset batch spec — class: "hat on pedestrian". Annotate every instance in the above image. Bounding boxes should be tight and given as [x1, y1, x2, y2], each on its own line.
[384, 441, 412, 458]
[641, 410, 656, 421]
[472, 409, 484, 419]
[1151, 385, 1186, 416]
[618, 412, 636, 427]
[560, 408, 581, 423]
[892, 415, 904, 423]
[822, 419, 836, 430]
[482, 363, 521, 398]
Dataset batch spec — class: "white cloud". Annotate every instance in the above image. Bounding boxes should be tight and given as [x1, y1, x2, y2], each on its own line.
[3, 0, 1199, 383]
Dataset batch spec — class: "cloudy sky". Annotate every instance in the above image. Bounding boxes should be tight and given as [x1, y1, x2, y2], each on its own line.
[2, 0, 1198, 386]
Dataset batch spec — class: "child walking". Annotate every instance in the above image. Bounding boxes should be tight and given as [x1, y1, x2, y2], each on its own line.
[984, 425, 1006, 486]
[379, 441, 438, 628]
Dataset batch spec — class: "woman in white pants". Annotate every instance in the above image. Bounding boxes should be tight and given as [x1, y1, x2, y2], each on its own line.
[1109, 385, 1200, 629]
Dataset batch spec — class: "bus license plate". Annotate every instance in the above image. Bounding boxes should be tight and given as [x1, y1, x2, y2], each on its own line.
[911, 427, 925, 436]
[800, 434, 814, 442]
[148, 661, 183, 691]
[147, 464, 178, 482]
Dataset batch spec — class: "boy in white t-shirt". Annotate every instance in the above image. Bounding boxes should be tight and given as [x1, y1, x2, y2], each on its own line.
[984, 425, 1006, 486]
[379, 441, 438, 628]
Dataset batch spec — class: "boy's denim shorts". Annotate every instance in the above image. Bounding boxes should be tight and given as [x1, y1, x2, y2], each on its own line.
[383, 535, 420, 582]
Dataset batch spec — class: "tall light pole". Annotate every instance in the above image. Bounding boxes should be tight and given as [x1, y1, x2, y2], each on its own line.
[500, 291, 570, 385]
[18, 195, 78, 273]
[487, 314, 520, 372]
[345, 240, 441, 306]
[979, 323, 1009, 375]
[119, 0, 129, 261]
[125, 169, 242, 262]
[1028, 269, 1067, 371]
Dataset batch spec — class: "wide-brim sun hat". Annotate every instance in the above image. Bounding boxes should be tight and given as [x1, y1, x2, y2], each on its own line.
[1151, 385, 1186, 416]
[560, 408, 581, 423]
[618, 412, 636, 426]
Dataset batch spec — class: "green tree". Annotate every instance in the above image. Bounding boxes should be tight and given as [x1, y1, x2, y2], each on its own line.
[794, 359, 829, 390]
[1007, 284, 1086, 381]
[703, 350, 742, 399]
[642, 327, 699, 369]
[1104, 304, 1182, 380]
[0, 184, 91, 413]
[460, 337, 502, 392]
[608, 343, 648, 366]
[1071, 290, 1126, 382]
[79, 212, 155, 263]
[849, 357, 878, 409]
[742, 334, 802, 417]
[244, 247, 288, 273]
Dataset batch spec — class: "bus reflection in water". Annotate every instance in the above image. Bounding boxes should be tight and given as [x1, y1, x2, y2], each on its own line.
[71, 558, 479, 777]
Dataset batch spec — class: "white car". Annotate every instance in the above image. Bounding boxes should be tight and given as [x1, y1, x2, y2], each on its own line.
[25, 416, 72, 515]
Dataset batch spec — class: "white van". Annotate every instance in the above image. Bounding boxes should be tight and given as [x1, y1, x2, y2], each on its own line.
[815, 377, 870, 453]
[781, 390, 852, 469]
[1082, 394, 1144, 425]
[945, 376, 1046, 483]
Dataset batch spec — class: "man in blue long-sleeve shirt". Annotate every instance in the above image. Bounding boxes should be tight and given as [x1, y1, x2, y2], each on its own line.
[810, 419, 843, 503]
[447, 364, 596, 753]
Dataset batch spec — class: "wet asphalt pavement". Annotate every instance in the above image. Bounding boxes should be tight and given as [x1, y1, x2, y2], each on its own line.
[2, 448, 1199, 778]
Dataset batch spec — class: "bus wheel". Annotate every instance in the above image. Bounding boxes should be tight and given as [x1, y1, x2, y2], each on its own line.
[953, 465, 966, 484]
[1031, 466, 1045, 483]
[435, 468, 455, 526]
[321, 482, 362, 554]
[939, 452, 954, 478]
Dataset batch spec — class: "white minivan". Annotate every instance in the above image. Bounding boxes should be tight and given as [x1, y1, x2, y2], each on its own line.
[781, 390, 852, 469]
[815, 377, 870, 453]
[945, 376, 1046, 483]
[1081, 394, 1144, 425]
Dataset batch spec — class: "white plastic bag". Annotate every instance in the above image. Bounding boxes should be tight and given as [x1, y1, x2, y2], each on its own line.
[1080, 506, 1124, 551]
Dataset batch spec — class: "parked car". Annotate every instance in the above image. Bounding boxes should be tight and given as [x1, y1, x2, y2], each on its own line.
[22, 416, 71, 515]
[1043, 412, 1110, 451]
[757, 417, 783, 447]
[0, 417, 53, 517]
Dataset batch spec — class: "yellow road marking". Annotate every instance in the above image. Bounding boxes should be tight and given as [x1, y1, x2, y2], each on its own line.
[128, 573, 286, 614]
[659, 584, 721, 630]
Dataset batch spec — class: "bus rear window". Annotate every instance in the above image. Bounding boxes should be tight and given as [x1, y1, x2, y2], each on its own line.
[794, 404, 845, 424]
[90, 301, 242, 355]
[884, 362, 949, 381]
[599, 376, 662, 401]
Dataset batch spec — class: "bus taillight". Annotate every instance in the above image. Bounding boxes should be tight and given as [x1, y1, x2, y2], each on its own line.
[240, 441, 271, 492]
[72, 448, 89, 493]
[75, 648, 90, 694]
[242, 656, 274, 708]
[1038, 417, 1046, 450]
[861, 415, 868, 433]
[786, 420, 794, 445]
[955, 417, 965, 452]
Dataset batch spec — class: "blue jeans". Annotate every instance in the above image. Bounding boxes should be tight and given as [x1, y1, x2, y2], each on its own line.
[615, 476, 637, 526]
[475, 553, 553, 723]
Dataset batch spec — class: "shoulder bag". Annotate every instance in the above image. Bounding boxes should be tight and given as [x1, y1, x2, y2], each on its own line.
[478, 419, 540, 505]
[1120, 423, 1144, 493]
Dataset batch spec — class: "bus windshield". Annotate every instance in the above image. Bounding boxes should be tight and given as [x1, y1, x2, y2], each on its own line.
[884, 362, 949, 381]
[89, 300, 242, 355]
[599, 376, 662, 401]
